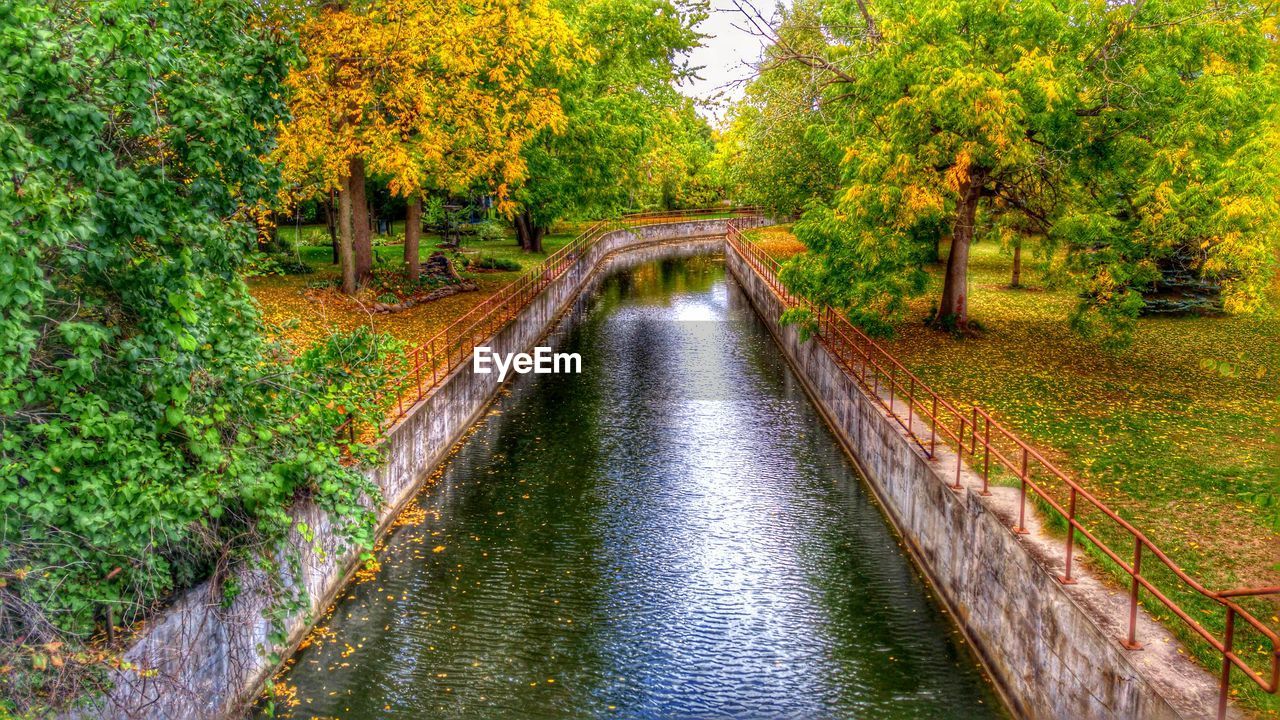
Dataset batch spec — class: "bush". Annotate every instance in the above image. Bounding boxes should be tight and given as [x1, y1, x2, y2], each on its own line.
[369, 267, 453, 299]
[469, 254, 521, 272]
[468, 218, 508, 241]
[0, 2, 398, 712]
[244, 252, 312, 277]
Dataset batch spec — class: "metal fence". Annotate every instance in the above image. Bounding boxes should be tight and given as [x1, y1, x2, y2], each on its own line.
[724, 220, 1277, 718]
[363, 207, 761, 430]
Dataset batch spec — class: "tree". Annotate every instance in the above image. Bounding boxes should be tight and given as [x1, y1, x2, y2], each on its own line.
[0, 2, 401, 708]
[1057, 5, 1280, 341]
[277, 0, 580, 285]
[507, 0, 703, 252]
[744, 0, 1279, 341]
[721, 0, 843, 216]
[635, 98, 725, 210]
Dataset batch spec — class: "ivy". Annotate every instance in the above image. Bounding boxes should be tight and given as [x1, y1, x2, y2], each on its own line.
[0, 1, 401, 713]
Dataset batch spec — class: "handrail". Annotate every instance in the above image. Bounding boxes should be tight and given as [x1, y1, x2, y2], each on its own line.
[353, 207, 762, 432]
[723, 219, 1278, 720]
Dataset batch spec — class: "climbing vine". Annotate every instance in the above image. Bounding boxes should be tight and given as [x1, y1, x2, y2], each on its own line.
[0, 1, 401, 714]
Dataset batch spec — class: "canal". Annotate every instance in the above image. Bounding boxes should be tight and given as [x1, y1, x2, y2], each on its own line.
[260, 253, 1004, 719]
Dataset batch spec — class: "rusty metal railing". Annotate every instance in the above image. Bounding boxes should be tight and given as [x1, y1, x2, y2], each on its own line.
[350, 207, 761, 434]
[724, 220, 1278, 718]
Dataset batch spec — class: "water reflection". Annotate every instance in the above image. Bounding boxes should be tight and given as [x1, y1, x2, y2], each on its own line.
[261, 254, 1004, 720]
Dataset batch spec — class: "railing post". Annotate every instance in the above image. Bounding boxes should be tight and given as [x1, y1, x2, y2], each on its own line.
[929, 395, 938, 458]
[1061, 487, 1078, 584]
[907, 377, 915, 436]
[414, 347, 422, 400]
[981, 416, 992, 496]
[888, 364, 895, 414]
[1218, 607, 1236, 720]
[970, 406, 978, 456]
[952, 417, 965, 491]
[1123, 537, 1144, 650]
[1014, 448, 1030, 534]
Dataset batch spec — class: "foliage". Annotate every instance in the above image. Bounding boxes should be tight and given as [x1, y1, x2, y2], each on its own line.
[276, 0, 583, 206]
[470, 255, 522, 272]
[244, 253, 313, 278]
[719, 0, 842, 216]
[0, 1, 399, 711]
[469, 219, 509, 242]
[634, 97, 726, 210]
[507, 0, 706, 242]
[745, 0, 1280, 344]
[369, 265, 463, 299]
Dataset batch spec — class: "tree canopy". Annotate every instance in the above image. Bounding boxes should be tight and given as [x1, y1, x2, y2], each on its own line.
[733, 0, 1280, 343]
[276, 0, 582, 285]
[508, 0, 707, 251]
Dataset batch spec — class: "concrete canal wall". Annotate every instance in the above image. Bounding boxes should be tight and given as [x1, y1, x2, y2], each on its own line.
[86, 218, 767, 720]
[86, 219, 1220, 720]
[723, 242, 1229, 720]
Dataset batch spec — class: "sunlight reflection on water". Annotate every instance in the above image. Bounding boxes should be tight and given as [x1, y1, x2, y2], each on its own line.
[260, 254, 1004, 720]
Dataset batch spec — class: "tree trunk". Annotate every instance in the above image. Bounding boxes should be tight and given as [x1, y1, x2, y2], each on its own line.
[349, 156, 373, 285]
[514, 210, 545, 253]
[1010, 243, 1022, 288]
[324, 190, 339, 264]
[936, 168, 985, 332]
[514, 211, 530, 250]
[404, 196, 422, 279]
[338, 177, 357, 295]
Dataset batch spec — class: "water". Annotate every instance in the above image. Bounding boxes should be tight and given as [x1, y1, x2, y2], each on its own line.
[261, 254, 1004, 720]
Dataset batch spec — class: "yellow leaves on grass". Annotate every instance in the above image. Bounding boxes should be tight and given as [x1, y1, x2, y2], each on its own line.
[750, 225, 1279, 594]
[745, 226, 807, 260]
[250, 269, 515, 357]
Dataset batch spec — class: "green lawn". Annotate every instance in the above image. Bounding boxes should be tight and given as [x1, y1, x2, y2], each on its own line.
[747, 225, 1280, 715]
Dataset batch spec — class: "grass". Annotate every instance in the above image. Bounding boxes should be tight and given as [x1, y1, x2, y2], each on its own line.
[249, 223, 577, 351]
[746, 225, 1280, 715]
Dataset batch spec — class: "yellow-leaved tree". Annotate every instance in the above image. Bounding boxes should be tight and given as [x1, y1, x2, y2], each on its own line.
[277, 0, 581, 291]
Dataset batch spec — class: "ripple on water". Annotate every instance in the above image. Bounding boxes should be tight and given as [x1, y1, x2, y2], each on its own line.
[261, 255, 1004, 720]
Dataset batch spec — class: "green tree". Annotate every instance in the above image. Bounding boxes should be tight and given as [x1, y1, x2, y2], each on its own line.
[508, 0, 704, 251]
[749, 0, 1279, 340]
[0, 2, 400, 708]
[721, 0, 843, 216]
[635, 97, 726, 210]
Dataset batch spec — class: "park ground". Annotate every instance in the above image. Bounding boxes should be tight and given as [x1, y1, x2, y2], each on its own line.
[747, 225, 1280, 713]
[249, 222, 581, 350]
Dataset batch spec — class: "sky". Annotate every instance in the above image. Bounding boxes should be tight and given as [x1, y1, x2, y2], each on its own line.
[681, 1, 778, 126]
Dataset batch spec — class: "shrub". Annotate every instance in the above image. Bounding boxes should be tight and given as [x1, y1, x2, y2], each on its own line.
[470, 254, 521, 272]
[469, 219, 508, 241]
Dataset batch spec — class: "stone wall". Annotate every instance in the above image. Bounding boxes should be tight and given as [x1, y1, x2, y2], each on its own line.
[85, 218, 768, 720]
[723, 243, 1230, 720]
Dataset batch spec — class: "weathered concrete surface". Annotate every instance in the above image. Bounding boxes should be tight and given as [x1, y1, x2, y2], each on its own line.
[84, 218, 769, 720]
[723, 244, 1234, 720]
